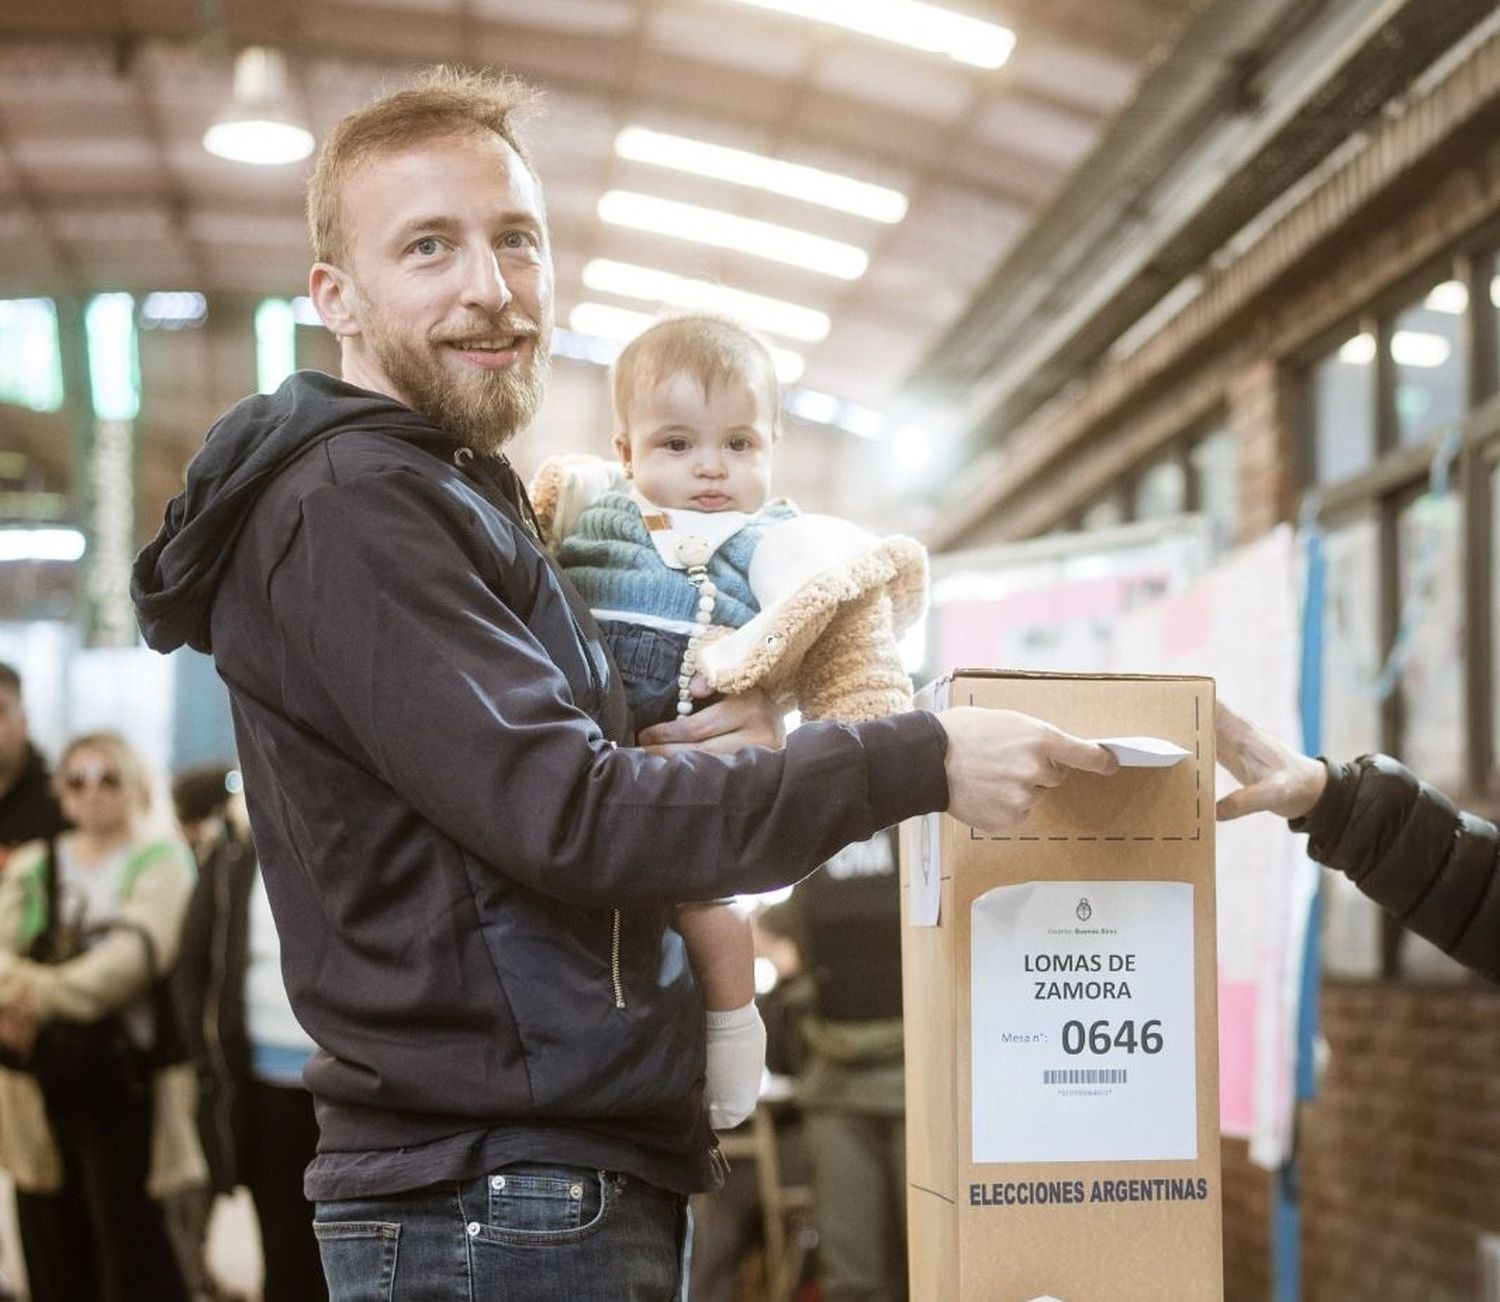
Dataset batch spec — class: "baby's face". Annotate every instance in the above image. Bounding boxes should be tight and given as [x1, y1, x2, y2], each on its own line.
[615, 370, 775, 513]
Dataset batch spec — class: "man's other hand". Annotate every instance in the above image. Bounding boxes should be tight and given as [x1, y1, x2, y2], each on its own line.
[938, 707, 1119, 834]
[1215, 700, 1327, 821]
[639, 683, 786, 756]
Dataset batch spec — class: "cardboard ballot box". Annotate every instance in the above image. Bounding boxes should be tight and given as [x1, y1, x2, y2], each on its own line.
[900, 671, 1222, 1302]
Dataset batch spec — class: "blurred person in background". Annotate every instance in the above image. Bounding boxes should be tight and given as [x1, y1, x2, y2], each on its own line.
[779, 828, 907, 1302]
[0, 665, 68, 1301]
[173, 763, 326, 1302]
[1216, 701, 1500, 980]
[0, 665, 67, 869]
[0, 731, 198, 1302]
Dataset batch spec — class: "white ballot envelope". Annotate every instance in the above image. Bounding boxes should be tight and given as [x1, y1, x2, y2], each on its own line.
[1094, 735, 1191, 767]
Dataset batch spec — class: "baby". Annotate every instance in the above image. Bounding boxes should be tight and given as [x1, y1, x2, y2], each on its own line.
[532, 313, 926, 1130]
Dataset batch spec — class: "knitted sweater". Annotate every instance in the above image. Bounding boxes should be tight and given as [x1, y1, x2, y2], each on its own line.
[558, 491, 799, 630]
[531, 455, 928, 724]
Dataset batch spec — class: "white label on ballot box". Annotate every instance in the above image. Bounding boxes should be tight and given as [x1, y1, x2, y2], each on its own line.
[971, 880, 1197, 1163]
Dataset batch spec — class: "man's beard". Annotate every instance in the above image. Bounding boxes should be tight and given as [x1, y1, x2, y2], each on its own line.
[369, 308, 550, 454]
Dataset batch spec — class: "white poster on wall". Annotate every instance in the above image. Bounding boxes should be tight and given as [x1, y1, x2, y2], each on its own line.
[971, 879, 1197, 1164]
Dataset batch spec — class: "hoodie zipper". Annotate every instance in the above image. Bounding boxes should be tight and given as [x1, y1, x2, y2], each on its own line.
[610, 909, 626, 1009]
[456, 445, 625, 1010]
[709, 1144, 731, 1185]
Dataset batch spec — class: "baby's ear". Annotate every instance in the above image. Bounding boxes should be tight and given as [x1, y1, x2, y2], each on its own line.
[612, 431, 633, 473]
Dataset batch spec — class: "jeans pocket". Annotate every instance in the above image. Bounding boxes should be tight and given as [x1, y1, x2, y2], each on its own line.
[478, 1166, 617, 1245]
[313, 1220, 401, 1301]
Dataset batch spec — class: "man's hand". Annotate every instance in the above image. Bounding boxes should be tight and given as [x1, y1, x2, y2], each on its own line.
[938, 707, 1119, 835]
[638, 683, 786, 756]
[1215, 701, 1327, 821]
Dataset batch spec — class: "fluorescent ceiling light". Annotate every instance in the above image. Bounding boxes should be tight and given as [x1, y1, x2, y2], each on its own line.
[598, 191, 868, 280]
[140, 291, 208, 329]
[1337, 332, 1375, 365]
[1424, 281, 1467, 315]
[203, 48, 315, 166]
[891, 425, 933, 473]
[570, 301, 805, 383]
[786, 387, 843, 426]
[582, 259, 831, 342]
[723, 0, 1016, 70]
[615, 127, 907, 224]
[785, 386, 889, 440]
[552, 327, 626, 367]
[0, 527, 86, 563]
[1390, 330, 1451, 369]
[1491, 275, 1500, 309]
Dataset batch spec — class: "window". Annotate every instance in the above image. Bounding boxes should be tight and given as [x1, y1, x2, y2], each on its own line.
[0, 299, 64, 413]
[1395, 492, 1463, 791]
[1131, 457, 1186, 522]
[1310, 332, 1376, 484]
[1392, 281, 1468, 445]
[1188, 424, 1237, 554]
[1319, 516, 1382, 763]
[1080, 493, 1126, 531]
[1488, 266, 1500, 400]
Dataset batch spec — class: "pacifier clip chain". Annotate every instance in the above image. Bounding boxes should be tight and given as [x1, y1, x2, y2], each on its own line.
[676, 536, 717, 717]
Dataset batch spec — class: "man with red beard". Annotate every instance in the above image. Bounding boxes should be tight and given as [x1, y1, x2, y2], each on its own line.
[131, 67, 1116, 1300]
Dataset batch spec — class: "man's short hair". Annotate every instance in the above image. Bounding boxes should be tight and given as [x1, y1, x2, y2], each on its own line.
[306, 65, 542, 266]
[611, 313, 784, 440]
[0, 663, 20, 699]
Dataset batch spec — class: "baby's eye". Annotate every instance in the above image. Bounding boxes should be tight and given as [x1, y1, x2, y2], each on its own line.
[665, 438, 691, 453]
[728, 436, 756, 452]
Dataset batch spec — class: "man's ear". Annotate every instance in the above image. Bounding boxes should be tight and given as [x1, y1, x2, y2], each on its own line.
[309, 263, 361, 338]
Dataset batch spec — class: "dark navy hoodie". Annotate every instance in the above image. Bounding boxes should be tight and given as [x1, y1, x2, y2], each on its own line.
[132, 370, 948, 1199]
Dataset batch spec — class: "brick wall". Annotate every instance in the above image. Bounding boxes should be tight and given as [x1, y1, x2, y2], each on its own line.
[1222, 981, 1500, 1302]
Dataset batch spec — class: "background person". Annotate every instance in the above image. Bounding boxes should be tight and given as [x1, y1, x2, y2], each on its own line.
[173, 764, 326, 1302]
[0, 731, 197, 1302]
[0, 665, 67, 869]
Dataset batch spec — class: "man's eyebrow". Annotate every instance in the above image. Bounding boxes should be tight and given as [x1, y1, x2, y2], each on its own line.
[393, 212, 544, 243]
[393, 215, 461, 242]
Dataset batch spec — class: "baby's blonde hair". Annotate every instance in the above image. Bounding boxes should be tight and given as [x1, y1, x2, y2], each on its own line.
[611, 313, 783, 439]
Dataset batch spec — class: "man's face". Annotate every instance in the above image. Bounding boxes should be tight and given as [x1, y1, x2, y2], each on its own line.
[0, 687, 27, 783]
[333, 130, 554, 452]
[615, 370, 775, 513]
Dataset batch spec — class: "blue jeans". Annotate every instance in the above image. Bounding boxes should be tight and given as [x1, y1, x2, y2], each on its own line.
[314, 1163, 688, 1301]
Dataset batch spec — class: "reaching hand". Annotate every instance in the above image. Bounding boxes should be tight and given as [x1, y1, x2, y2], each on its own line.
[1214, 700, 1327, 821]
[638, 683, 786, 757]
[938, 707, 1119, 835]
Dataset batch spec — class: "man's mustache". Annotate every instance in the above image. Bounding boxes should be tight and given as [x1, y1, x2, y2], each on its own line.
[433, 314, 544, 345]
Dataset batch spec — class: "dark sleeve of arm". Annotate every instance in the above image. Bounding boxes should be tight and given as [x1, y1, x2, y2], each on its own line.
[277, 469, 949, 908]
[1294, 754, 1500, 980]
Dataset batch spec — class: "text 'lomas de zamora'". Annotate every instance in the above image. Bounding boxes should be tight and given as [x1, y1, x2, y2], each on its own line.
[1026, 950, 1137, 1000]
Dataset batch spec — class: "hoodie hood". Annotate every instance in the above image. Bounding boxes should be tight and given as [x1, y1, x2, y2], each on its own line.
[132, 370, 448, 655]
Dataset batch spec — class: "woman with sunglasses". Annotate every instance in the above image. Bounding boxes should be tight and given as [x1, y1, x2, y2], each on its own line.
[0, 731, 198, 1302]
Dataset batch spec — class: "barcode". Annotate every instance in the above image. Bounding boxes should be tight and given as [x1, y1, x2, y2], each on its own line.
[1044, 1069, 1127, 1084]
